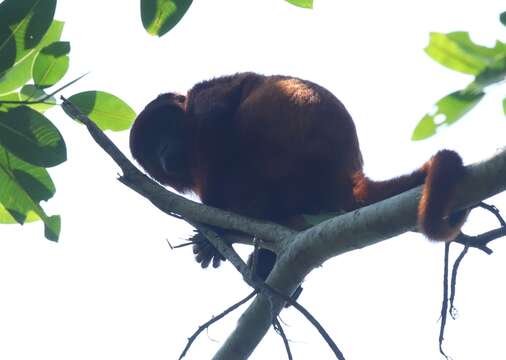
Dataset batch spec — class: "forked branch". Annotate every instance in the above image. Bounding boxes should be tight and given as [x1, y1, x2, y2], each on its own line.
[61, 97, 506, 360]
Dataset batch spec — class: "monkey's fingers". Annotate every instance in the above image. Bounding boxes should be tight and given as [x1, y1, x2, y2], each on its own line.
[212, 255, 222, 268]
[192, 239, 211, 254]
[196, 251, 223, 269]
[193, 242, 225, 268]
[190, 232, 227, 268]
[200, 256, 212, 269]
[193, 243, 213, 265]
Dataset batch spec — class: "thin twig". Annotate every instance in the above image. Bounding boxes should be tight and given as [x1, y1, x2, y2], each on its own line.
[438, 201, 506, 357]
[454, 227, 506, 255]
[0, 73, 89, 105]
[478, 202, 506, 226]
[178, 291, 257, 360]
[166, 239, 194, 249]
[439, 241, 451, 360]
[265, 284, 346, 360]
[449, 244, 469, 319]
[449, 202, 506, 319]
[273, 317, 293, 360]
[172, 242, 194, 249]
[453, 202, 506, 254]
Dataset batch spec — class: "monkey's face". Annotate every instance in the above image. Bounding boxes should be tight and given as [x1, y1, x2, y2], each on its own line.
[130, 93, 193, 192]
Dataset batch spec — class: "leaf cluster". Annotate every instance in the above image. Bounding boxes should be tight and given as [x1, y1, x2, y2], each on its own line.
[412, 12, 506, 140]
[0, 0, 135, 240]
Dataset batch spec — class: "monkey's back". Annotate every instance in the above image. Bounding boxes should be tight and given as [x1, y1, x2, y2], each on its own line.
[189, 74, 364, 221]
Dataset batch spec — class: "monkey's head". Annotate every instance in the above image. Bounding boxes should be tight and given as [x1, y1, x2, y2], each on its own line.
[130, 93, 193, 192]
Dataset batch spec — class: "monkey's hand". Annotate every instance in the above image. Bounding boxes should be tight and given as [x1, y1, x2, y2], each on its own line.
[190, 231, 226, 268]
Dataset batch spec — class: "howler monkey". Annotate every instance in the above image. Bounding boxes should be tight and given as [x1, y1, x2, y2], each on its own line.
[130, 72, 467, 281]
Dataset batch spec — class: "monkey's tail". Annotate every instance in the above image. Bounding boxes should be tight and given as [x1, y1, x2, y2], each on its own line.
[352, 149, 467, 241]
[417, 150, 468, 240]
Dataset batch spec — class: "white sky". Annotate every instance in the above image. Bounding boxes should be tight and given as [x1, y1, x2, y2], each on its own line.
[1, 0, 506, 359]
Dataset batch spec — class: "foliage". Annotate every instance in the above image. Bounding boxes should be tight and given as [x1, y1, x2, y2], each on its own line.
[285, 0, 313, 9]
[412, 13, 506, 140]
[139, 0, 312, 38]
[141, 0, 192, 36]
[0, 0, 135, 241]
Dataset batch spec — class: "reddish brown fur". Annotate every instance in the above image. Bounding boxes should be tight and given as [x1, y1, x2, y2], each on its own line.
[417, 150, 468, 240]
[130, 72, 467, 275]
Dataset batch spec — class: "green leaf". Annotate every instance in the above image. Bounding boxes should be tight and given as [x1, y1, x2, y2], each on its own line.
[0, 0, 57, 77]
[0, 106, 66, 167]
[500, 11, 506, 27]
[447, 32, 506, 61]
[503, 97, 506, 116]
[141, 0, 192, 36]
[411, 114, 438, 141]
[424, 32, 501, 75]
[0, 145, 55, 203]
[0, 145, 59, 240]
[0, 20, 64, 95]
[33, 41, 70, 88]
[473, 58, 506, 89]
[0, 203, 40, 224]
[44, 214, 60, 241]
[0, 25, 16, 75]
[285, 0, 313, 9]
[65, 91, 136, 131]
[0, 91, 21, 112]
[0, 0, 56, 50]
[412, 91, 484, 140]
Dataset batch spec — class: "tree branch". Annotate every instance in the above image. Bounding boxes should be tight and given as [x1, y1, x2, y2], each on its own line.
[61, 97, 506, 360]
